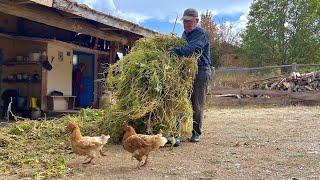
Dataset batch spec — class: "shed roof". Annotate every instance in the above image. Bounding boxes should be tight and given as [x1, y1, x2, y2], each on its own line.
[1, 0, 160, 44]
[15, 0, 159, 38]
[52, 0, 159, 37]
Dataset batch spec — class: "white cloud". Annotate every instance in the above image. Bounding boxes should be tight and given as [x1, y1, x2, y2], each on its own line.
[203, 9, 219, 17]
[76, 0, 252, 33]
[233, 10, 249, 33]
[78, 0, 116, 12]
[113, 10, 151, 24]
[77, 0, 250, 21]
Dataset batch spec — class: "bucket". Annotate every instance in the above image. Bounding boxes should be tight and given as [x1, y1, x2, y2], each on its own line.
[31, 109, 41, 120]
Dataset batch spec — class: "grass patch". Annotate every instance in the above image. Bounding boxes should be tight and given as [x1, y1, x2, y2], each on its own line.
[0, 108, 105, 179]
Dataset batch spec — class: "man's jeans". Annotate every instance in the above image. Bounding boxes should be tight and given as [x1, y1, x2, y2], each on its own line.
[191, 66, 211, 136]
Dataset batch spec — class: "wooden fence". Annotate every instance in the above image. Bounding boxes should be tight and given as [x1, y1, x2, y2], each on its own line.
[211, 63, 320, 88]
[206, 63, 320, 106]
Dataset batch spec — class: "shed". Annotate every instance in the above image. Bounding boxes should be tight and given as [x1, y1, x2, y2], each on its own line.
[0, 0, 159, 117]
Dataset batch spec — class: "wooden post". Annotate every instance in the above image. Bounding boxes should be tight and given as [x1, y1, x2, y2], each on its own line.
[291, 63, 297, 73]
[109, 41, 119, 64]
[93, 38, 99, 50]
[41, 58, 48, 110]
[211, 66, 216, 88]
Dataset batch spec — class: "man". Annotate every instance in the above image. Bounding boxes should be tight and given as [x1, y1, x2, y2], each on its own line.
[73, 63, 86, 106]
[170, 8, 212, 142]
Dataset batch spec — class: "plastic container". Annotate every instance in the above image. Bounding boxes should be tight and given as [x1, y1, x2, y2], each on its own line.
[29, 97, 38, 108]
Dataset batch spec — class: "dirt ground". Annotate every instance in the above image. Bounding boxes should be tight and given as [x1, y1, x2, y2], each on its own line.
[38, 105, 318, 179]
[3, 105, 319, 179]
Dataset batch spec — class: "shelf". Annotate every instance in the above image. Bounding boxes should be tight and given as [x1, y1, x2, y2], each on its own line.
[3, 79, 41, 83]
[3, 61, 42, 66]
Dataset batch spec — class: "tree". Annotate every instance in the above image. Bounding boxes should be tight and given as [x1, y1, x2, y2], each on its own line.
[241, 0, 320, 69]
[200, 11, 220, 67]
[200, 11, 241, 68]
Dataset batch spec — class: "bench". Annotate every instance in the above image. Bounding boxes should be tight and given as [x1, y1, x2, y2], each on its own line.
[47, 96, 76, 111]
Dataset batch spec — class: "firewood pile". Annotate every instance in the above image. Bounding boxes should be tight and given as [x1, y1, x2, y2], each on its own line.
[245, 72, 320, 92]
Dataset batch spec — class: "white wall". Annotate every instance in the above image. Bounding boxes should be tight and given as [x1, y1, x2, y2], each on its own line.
[46, 43, 73, 96]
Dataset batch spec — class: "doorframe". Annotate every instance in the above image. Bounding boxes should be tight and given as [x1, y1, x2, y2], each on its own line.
[72, 51, 95, 106]
[0, 49, 2, 94]
[0, 49, 2, 108]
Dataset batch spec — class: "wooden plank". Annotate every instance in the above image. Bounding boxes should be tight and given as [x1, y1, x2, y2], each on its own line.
[0, 33, 110, 55]
[49, 95, 76, 98]
[207, 91, 320, 107]
[0, 0, 129, 44]
[50, 40, 110, 56]
[289, 92, 320, 101]
[53, 0, 159, 37]
[29, 0, 53, 7]
[41, 65, 47, 110]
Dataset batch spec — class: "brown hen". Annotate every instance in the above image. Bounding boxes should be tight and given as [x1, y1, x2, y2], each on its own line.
[122, 123, 167, 168]
[66, 123, 110, 164]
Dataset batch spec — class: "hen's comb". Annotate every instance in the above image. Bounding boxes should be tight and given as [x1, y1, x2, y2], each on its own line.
[123, 122, 128, 128]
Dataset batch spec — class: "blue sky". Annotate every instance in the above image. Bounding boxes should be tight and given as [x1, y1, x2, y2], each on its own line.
[76, 0, 252, 35]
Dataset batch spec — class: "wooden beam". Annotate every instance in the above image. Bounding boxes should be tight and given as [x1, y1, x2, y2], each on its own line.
[99, 27, 119, 31]
[16, 0, 34, 5]
[0, 33, 110, 55]
[17, 0, 53, 7]
[29, 0, 53, 7]
[53, 0, 159, 37]
[0, 0, 129, 44]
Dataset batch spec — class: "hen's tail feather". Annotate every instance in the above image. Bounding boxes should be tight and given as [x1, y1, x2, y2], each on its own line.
[100, 135, 111, 144]
[159, 137, 168, 146]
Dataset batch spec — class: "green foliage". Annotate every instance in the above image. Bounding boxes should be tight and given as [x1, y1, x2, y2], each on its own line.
[200, 11, 241, 68]
[241, 0, 320, 68]
[200, 11, 220, 68]
[0, 108, 105, 179]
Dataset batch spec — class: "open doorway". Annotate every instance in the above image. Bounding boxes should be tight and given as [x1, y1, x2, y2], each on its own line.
[0, 49, 2, 93]
[72, 51, 94, 108]
[0, 48, 3, 94]
[0, 49, 2, 114]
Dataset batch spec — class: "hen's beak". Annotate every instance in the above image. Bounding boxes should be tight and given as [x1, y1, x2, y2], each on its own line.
[123, 122, 129, 129]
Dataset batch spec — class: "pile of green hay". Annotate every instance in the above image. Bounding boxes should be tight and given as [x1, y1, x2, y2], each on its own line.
[104, 35, 199, 140]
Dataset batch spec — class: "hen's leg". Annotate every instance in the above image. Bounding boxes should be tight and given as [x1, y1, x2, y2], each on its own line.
[134, 154, 143, 169]
[100, 149, 107, 156]
[136, 161, 142, 169]
[132, 150, 139, 161]
[83, 157, 94, 164]
[142, 154, 149, 166]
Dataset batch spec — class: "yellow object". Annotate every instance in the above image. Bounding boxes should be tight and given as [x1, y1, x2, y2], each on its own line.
[29, 97, 38, 108]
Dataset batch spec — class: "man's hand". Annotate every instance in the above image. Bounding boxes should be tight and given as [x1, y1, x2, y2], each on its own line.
[166, 48, 176, 57]
[168, 32, 178, 37]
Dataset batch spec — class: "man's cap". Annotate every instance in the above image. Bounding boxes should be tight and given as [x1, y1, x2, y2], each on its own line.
[181, 8, 199, 21]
